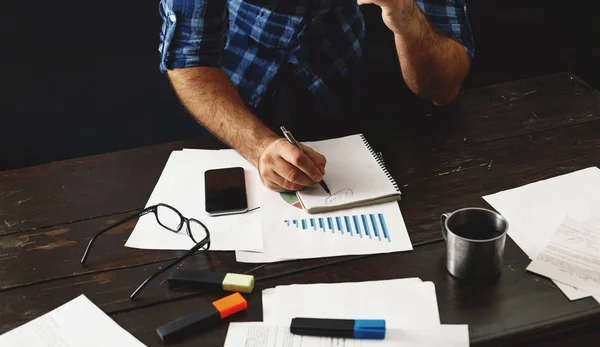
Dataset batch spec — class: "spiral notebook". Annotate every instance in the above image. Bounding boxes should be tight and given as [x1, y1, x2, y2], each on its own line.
[296, 134, 401, 213]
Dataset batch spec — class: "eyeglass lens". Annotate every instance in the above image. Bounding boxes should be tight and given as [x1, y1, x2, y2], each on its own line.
[187, 219, 209, 245]
[156, 205, 183, 231]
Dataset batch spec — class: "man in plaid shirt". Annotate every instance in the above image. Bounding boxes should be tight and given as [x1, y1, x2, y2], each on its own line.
[159, 0, 474, 192]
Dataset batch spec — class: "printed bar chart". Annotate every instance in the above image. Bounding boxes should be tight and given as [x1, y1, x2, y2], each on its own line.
[283, 213, 391, 242]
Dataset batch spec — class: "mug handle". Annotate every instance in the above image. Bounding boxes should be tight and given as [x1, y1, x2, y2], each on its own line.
[441, 213, 450, 241]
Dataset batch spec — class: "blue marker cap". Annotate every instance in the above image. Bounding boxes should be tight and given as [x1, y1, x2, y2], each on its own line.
[353, 319, 386, 339]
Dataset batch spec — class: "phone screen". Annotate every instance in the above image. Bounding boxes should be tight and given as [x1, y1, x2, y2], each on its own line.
[204, 167, 248, 215]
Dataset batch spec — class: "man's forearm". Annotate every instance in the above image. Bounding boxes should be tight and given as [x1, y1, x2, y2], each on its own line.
[388, 3, 471, 105]
[167, 66, 279, 166]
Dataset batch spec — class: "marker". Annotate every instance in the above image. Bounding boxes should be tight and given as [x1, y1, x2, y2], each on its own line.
[156, 292, 248, 342]
[167, 269, 255, 293]
[290, 317, 386, 339]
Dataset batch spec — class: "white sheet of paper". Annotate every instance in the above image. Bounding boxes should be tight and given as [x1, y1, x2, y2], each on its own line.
[259, 181, 412, 259]
[0, 295, 145, 347]
[483, 167, 600, 301]
[125, 149, 265, 251]
[223, 323, 469, 347]
[228, 217, 263, 252]
[527, 215, 600, 297]
[505, 224, 593, 300]
[553, 280, 591, 300]
[483, 167, 600, 257]
[262, 279, 439, 329]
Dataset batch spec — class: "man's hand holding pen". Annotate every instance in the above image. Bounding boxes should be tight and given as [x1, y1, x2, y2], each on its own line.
[257, 137, 327, 192]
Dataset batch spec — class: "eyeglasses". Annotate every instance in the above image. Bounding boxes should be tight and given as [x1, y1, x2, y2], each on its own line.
[81, 203, 210, 299]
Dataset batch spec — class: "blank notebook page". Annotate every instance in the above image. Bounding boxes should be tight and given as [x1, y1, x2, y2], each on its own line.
[296, 134, 400, 213]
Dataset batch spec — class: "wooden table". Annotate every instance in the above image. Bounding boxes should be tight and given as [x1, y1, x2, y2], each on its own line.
[2, 72, 600, 346]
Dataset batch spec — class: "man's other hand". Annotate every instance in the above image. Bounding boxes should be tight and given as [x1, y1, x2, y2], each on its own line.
[258, 138, 327, 192]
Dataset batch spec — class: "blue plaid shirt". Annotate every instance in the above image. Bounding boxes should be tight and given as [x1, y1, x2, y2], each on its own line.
[158, 0, 474, 111]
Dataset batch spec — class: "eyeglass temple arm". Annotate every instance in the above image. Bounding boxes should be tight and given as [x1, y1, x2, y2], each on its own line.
[80, 207, 155, 265]
[129, 238, 208, 300]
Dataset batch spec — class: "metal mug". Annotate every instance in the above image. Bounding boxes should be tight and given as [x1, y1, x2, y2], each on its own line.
[441, 207, 508, 281]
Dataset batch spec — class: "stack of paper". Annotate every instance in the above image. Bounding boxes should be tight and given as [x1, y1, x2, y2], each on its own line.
[0, 295, 145, 346]
[483, 167, 600, 302]
[125, 135, 414, 263]
[527, 214, 600, 297]
[224, 279, 469, 346]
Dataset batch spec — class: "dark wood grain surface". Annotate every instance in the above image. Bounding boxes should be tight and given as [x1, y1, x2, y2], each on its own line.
[1, 72, 600, 346]
[106, 238, 600, 347]
[0, 142, 187, 236]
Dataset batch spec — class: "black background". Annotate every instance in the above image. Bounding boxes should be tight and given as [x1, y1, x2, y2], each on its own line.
[2, 0, 599, 171]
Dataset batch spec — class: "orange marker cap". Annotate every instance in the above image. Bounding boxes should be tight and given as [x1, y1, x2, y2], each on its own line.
[212, 292, 248, 319]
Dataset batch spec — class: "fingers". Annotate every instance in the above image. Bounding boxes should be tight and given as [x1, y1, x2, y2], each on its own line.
[272, 157, 315, 187]
[257, 138, 328, 193]
[258, 144, 305, 192]
[258, 161, 303, 192]
[300, 144, 327, 175]
[279, 143, 324, 183]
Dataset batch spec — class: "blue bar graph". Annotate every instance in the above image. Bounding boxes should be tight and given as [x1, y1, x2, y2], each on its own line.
[370, 214, 380, 240]
[344, 216, 352, 236]
[283, 213, 391, 242]
[378, 213, 390, 241]
[352, 215, 361, 238]
[361, 215, 371, 239]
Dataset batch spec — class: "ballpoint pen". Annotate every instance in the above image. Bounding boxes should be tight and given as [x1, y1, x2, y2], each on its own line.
[280, 126, 331, 195]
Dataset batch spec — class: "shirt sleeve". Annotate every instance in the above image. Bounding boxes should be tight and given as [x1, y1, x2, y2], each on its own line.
[158, 0, 228, 74]
[415, 0, 475, 57]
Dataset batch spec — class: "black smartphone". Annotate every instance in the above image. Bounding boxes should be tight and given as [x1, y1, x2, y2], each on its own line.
[204, 167, 248, 216]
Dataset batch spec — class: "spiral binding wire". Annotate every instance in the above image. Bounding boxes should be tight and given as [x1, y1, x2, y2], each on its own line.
[360, 134, 401, 192]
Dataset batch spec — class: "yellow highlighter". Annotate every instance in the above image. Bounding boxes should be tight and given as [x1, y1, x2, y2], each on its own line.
[167, 269, 255, 293]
